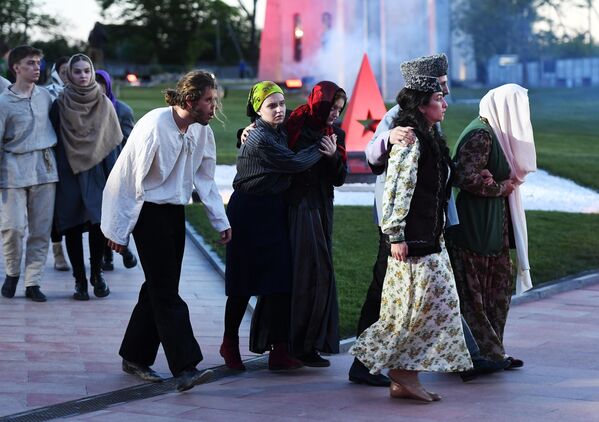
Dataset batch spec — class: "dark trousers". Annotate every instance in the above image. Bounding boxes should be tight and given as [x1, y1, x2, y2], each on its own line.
[355, 227, 480, 357]
[64, 223, 105, 279]
[224, 293, 291, 353]
[119, 202, 202, 376]
[355, 228, 389, 337]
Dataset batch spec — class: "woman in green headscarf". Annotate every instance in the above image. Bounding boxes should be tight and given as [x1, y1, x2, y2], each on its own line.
[220, 81, 336, 372]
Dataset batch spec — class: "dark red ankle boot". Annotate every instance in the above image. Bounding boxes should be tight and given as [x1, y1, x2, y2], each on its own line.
[268, 343, 304, 371]
[219, 336, 246, 370]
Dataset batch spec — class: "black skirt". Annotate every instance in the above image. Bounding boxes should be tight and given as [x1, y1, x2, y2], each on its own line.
[225, 191, 292, 296]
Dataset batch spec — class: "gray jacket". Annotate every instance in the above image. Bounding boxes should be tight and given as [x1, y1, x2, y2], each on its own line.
[0, 85, 58, 188]
[0, 76, 9, 94]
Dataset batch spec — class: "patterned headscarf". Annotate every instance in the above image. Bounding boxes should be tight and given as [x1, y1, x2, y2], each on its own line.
[247, 81, 283, 117]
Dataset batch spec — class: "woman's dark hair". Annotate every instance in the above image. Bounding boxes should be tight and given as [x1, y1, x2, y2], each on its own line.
[392, 87, 450, 166]
[333, 89, 347, 108]
[54, 56, 69, 72]
[69, 53, 92, 69]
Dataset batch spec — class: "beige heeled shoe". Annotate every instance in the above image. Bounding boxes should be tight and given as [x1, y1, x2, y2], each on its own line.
[389, 380, 434, 403]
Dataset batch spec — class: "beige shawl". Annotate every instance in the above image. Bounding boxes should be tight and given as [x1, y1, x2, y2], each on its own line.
[479, 84, 537, 294]
[57, 54, 122, 174]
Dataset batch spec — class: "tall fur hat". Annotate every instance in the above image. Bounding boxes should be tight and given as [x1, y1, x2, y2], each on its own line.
[400, 53, 448, 79]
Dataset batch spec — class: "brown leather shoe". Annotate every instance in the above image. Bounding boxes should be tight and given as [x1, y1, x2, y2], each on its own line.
[122, 359, 163, 382]
[176, 368, 213, 392]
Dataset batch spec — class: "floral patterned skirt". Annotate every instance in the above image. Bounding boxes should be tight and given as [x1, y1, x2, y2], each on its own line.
[350, 245, 473, 374]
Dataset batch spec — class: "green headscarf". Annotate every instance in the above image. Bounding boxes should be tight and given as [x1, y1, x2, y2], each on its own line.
[247, 81, 283, 117]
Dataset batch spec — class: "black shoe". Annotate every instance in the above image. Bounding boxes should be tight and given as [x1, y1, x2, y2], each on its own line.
[348, 358, 390, 387]
[1, 275, 19, 298]
[459, 369, 478, 382]
[102, 248, 114, 271]
[176, 368, 213, 392]
[297, 351, 330, 367]
[122, 359, 163, 382]
[505, 356, 524, 369]
[90, 272, 110, 298]
[73, 279, 89, 301]
[122, 249, 137, 269]
[25, 286, 47, 302]
[101, 259, 114, 271]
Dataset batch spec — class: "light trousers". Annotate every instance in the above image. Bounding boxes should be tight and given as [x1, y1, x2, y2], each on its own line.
[0, 183, 56, 287]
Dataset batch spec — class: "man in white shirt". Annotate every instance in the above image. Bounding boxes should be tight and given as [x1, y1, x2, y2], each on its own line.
[102, 70, 231, 392]
[0, 46, 58, 302]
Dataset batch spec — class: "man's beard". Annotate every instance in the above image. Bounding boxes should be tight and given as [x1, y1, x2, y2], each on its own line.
[189, 108, 211, 126]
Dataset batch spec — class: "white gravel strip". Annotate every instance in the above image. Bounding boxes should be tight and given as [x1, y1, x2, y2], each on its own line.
[215, 165, 599, 214]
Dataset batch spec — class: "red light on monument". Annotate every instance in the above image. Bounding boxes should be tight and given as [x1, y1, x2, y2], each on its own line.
[285, 79, 303, 89]
[293, 13, 303, 62]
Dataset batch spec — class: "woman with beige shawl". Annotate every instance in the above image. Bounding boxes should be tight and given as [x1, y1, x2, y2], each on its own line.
[446, 84, 536, 372]
[50, 54, 122, 301]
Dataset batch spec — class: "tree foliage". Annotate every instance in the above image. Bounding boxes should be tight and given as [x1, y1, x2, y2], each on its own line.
[0, 0, 60, 46]
[97, 0, 255, 66]
[453, 0, 593, 82]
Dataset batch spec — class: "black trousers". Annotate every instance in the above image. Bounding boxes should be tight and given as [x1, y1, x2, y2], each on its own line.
[119, 202, 202, 376]
[224, 293, 291, 354]
[355, 228, 389, 337]
[64, 223, 105, 279]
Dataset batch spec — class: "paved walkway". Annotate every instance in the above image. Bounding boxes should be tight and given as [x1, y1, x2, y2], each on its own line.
[1, 234, 599, 421]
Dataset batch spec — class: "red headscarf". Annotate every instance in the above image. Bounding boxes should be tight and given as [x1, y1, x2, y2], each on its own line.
[286, 81, 347, 161]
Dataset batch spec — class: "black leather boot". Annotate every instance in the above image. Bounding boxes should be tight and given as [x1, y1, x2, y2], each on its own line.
[102, 246, 114, 271]
[121, 247, 137, 269]
[73, 276, 89, 301]
[90, 270, 110, 298]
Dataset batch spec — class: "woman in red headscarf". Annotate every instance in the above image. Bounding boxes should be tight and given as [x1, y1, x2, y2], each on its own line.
[252, 81, 348, 367]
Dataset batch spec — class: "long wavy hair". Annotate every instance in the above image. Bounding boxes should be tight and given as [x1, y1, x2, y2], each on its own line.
[392, 87, 451, 167]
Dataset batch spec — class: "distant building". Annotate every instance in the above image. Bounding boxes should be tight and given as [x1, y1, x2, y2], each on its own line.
[259, 0, 476, 100]
[488, 55, 599, 87]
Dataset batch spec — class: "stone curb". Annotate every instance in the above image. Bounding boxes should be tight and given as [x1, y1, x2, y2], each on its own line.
[185, 221, 599, 353]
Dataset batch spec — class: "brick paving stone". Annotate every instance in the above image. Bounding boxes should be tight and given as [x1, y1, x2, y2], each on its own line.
[1, 231, 598, 421]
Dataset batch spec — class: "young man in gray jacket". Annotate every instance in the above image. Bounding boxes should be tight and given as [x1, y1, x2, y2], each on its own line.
[0, 45, 58, 302]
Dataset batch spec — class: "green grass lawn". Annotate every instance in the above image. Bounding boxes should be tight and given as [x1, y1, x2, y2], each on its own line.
[187, 204, 599, 337]
[122, 83, 599, 338]
[120, 84, 599, 191]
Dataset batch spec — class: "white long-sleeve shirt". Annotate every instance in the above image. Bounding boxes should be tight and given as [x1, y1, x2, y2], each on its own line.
[101, 106, 230, 245]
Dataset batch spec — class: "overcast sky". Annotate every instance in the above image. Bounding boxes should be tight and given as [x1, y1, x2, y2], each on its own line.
[44, 0, 597, 44]
[42, 0, 266, 42]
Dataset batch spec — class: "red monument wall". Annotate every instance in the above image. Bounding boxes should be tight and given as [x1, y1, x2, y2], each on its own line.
[259, 0, 335, 82]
